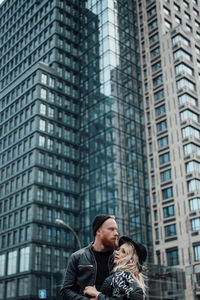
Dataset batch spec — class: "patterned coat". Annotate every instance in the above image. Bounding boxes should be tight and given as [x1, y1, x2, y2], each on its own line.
[98, 270, 144, 300]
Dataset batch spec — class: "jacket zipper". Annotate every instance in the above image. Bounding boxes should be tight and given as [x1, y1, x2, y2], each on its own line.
[108, 253, 113, 273]
[90, 249, 97, 285]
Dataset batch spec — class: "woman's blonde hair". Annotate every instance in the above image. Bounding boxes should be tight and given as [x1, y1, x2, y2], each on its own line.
[113, 242, 146, 293]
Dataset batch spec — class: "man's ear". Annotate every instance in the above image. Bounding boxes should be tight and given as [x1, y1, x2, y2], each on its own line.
[96, 228, 101, 236]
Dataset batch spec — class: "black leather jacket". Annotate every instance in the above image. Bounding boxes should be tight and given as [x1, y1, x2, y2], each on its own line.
[60, 243, 114, 300]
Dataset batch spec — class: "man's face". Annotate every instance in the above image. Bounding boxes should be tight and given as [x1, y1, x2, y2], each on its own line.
[97, 218, 118, 250]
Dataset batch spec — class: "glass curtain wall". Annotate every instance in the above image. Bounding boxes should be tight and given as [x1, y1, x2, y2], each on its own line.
[80, 0, 153, 259]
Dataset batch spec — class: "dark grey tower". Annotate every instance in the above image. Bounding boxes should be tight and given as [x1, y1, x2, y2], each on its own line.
[0, 0, 152, 299]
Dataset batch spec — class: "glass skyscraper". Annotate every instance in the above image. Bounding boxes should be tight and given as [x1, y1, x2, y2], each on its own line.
[79, 0, 152, 249]
[0, 0, 152, 299]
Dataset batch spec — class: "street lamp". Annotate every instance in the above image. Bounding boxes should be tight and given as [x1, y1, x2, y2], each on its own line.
[55, 219, 81, 249]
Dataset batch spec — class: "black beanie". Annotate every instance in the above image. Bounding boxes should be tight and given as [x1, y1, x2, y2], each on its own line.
[92, 214, 112, 236]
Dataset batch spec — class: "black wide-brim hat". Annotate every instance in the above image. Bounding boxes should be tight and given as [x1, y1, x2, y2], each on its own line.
[119, 236, 147, 266]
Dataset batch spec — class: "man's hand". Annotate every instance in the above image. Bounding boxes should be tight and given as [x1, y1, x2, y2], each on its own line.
[83, 286, 100, 298]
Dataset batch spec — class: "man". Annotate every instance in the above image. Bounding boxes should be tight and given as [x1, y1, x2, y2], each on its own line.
[60, 214, 118, 300]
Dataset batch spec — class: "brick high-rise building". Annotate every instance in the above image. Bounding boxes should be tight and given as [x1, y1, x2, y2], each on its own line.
[137, 0, 200, 298]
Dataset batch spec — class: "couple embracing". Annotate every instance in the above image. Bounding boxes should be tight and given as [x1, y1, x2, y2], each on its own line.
[60, 214, 147, 300]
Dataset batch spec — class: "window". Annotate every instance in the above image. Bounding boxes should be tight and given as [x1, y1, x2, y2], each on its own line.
[154, 89, 164, 101]
[37, 226, 43, 240]
[174, 49, 192, 61]
[49, 107, 54, 118]
[189, 198, 200, 211]
[47, 228, 52, 242]
[161, 169, 171, 182]
[47, 191, 53, 203]
[41, 74, 47, 84]
[151, 46, 160, 58]
[148, 19, 157, 31]
[18, 277, 28, 296]
[174, 3, 180, 11]
[35, 246, 42, 270]
[193, 8, 199, 17]
[175, 16, 181, 24]
[163, 7, 170, 15]
[195, 21, 200, 29]
[0, 281, 3, 298]
[186, 24, 192, 32]
[159, 152, 170, 165]
[55, 229, 61, 243]
[149, 32, 159, 44]
[165, 224, 176, 237]
[186, 161, 200, 173]
[40, 103, 46, 115]
[48, 173, 53, 185]
[165, 19, 171, 30]
[194, 244, 200, 262]
[55, 192, 61, 205]
[151, 175, 155, 186]
[183, 0, 189, 8]
[163, 205, 175, 218]
[184, 143, 200, 155]
[38, 170, 44, 183]
[47, 138, 54, 151]
[185, 12, 191, 20]
[48, 156, 53, 168]
[153, 75, 163, 86]
[158, 135, 168, 148]
[155, 104, 165, 116]
[188, 179, 200, 192]
[153, 192, 157, 203]
[20, 247, 30, 272]
[182, 126, 200, 139]
[49, 92, 55, 102]
[39, 119, 46, 131]
[152, 61, 161, 72]
[39, 152, 45, 165]
[175, 63, 193, 76]
[45, 248, 51, 272]
[177, 78, 195, 91]
[0, 254, 5, 276]
[178, 93, 197, 106]
[192, 218, 200, 231]
[54, 249, 60, 272]
[40, 88, 47, 100]
[37, 206, 43, 220]
[192, 0, 197, 4]
[48, 123, 54, 134]
[167, 248, 179, 265]
[157, 119, 167, 132]
[8, 250, 17, 275]
[155, 228, 159, 240]
[180, 110, 198, 122]
[39, 135, 45, 147]
[6, 280, 16, 298]
[147, 6, 156, 18]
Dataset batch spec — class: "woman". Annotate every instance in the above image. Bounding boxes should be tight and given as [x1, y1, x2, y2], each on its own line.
[83, 236, 147, 300]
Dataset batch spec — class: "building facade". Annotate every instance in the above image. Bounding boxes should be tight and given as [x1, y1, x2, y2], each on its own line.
[79, 0, 152, 250]
[137, 0, 200, 298]
[0, 0, 152, 299]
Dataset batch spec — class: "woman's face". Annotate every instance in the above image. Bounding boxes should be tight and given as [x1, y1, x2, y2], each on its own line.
[114, 244, 127, 264]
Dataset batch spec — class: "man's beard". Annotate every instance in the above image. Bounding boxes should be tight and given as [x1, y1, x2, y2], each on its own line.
[102, 237, 118, 250]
